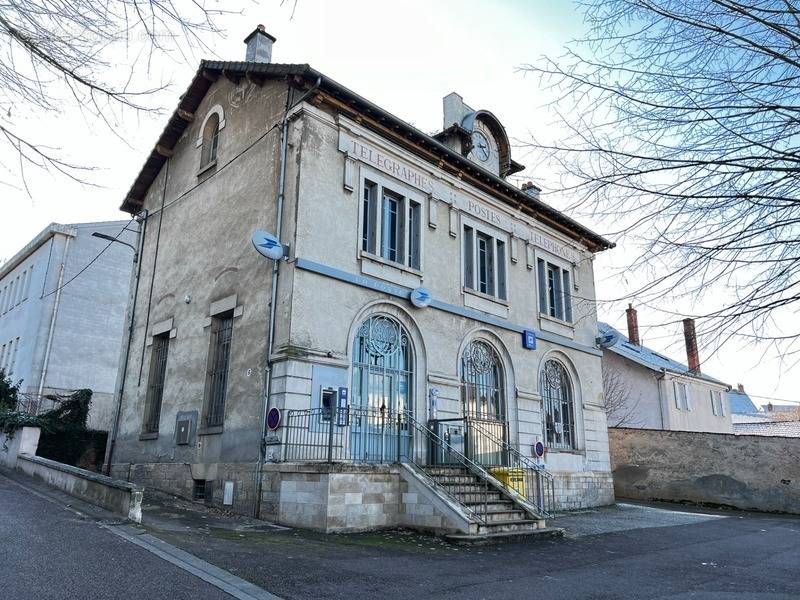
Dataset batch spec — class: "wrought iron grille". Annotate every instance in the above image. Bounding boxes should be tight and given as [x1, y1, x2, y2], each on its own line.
[142, 334, 169, 434]
[203, 314, 233, 429]
[541, 359, 576, 449]
[461, 340, 505, 421]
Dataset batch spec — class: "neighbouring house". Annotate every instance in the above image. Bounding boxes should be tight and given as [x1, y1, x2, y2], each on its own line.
[0, 221, 136, 430]
[108, 26, 617, 536]
[729, 383, 767, 425]
[734, 420, 800, 437]
[598, 306, 732, 434]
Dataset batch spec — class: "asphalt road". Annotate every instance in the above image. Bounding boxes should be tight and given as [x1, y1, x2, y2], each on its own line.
[0, 473, 233, 600]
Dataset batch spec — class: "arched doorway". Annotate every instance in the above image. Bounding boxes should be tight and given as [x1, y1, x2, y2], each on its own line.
[460, 339, 507, 464]
[350, 314, 413, 461]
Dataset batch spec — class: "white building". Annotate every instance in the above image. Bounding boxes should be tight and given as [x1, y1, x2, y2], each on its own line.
[109, 27, 616, 537]
[599, 306, 732, 434]
[0, 221, 136, 429]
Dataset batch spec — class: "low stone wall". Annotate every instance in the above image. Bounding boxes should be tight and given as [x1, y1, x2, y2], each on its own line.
[552, 470, 615, 511]
[609, 427, 800, 514]
[2, 427, 143, 522]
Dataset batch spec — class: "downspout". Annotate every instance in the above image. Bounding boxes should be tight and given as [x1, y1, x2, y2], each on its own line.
[656, 368, 667, 430]
[37, 234, 71, 403]
[104, 209, 148, 474]
[254, 76, 322, 518]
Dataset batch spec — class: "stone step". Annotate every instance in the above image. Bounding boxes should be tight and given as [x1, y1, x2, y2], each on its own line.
[463, 500, 517, 512]
[427, 474, 477, 485]
[423, 467, 469, 477]
[454, 491, 504, 503]
[483, 510, 529, 523]
[478, 519, 543, 534]
[438, 482, 491, 493]
[446, 526, 565, 545]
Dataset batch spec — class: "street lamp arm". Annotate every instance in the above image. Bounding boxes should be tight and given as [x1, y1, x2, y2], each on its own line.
[91, 231, 139, 262]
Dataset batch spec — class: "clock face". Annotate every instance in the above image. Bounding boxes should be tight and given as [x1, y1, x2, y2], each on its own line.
[468, 119, 500, 174]
[472, 130, 490, 162]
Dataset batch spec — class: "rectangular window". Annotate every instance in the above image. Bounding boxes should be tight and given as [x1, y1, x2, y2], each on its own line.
[203, 313, 234, 430]
[464, 225, 507, 300]
[362, 181, 377, 254]
[6, 280, 14, 312]
[142, 334, 170, 435]
[360, 179, 422, 270]
[710, 391, 725, 416]
[23, 267, 31, 301]
[0, 344, 6, 372]
[674, 381, 690, 411]
[538, 258, 573, 323]
[8, 338, 18, 376]
[381, 189, 404, 263]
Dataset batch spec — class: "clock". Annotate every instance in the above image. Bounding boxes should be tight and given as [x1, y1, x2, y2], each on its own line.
[467, 118, 500, 174]
[472, 130, 490, 162]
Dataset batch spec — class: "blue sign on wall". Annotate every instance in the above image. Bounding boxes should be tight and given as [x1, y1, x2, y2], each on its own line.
[522, 329, 537, 350]
[337, 387, 349, 426]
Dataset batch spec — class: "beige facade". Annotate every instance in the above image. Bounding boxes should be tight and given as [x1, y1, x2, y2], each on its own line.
[109, 39, 615, 530]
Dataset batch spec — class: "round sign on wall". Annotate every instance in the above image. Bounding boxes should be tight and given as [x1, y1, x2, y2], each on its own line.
[251, 229, 285, 261]
[409, 287, 432, 308]
[534, 441, 545, 458]
[266, 407, 282, 431]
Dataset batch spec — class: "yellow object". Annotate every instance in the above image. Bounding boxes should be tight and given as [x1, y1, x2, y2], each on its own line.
[490, 467, 526, 497]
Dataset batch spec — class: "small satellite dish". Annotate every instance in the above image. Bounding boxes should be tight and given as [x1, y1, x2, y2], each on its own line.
[596, 329, 621, 348]
[251, 230, 285, 261]
[409, 287, 433, 309]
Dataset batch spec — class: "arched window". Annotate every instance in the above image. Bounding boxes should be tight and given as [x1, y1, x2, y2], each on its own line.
[461, 340, 504, 421]
[201, 112, 220, 167]
[352, 315, 413, 415]
[541, 360, 576, 449]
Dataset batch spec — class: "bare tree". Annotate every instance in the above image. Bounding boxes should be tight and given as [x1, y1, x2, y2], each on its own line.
[524, 1, 800, 357]
[0, 1, 244, 192]
[602, 365, 642, 427]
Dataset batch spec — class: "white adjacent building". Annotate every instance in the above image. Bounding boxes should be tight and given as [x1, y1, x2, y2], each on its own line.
[0, 221, 136, 429]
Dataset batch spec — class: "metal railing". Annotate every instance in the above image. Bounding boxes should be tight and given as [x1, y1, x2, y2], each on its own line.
[282, 406, 554, 519]
[430, 417, 555, 517]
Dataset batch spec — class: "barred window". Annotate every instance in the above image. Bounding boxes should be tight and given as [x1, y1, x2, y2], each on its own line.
[202, 312, 233, 430]
[461, 340, 505, 421]
[142, 334, 170, 435]
[541, 360, 576, 449]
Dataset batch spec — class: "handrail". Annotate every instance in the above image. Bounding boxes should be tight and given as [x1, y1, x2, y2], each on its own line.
[463, 418, 555, 517]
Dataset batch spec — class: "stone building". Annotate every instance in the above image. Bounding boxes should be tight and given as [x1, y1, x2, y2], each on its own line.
[0, 221, 136, 429]
[109, 27, 616, 536]
[598, 306, 732, 434]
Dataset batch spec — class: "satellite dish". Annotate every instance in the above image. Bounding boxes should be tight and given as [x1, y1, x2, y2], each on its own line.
[251, 230, 285, 261]
[596, 329, 621, 348]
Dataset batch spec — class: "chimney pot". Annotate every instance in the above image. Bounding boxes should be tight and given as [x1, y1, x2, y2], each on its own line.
[737, 383, 744, 393]
[244, 25, 276, 63]
[682, 318, 701, 373]
[625, 303, 640, 346]
[521, 181, 540, 200]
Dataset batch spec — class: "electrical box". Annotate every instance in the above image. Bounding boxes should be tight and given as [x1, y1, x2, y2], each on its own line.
[223, 481, 234, 506]
[176, 419, 191, 445]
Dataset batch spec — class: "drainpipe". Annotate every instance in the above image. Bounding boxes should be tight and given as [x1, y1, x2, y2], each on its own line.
[656, 369, 667, 430]
[37, 234, 71, 404]
[104, 210, 148, 475]
[254, 76, 322, 518]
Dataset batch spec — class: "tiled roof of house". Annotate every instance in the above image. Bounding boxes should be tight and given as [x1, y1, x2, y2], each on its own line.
[733, 420, 800, 437]
[728, 390, 759, 414]
[597, 322, 728, 387]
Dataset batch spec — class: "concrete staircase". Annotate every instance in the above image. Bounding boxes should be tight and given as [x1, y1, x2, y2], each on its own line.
[423, 466, 561, 542]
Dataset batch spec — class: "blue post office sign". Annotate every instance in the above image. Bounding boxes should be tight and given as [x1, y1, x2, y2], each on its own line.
[522, 329, 537, 350]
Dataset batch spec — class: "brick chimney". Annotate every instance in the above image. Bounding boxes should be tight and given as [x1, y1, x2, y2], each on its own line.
[244, 25, 276, 63]
[625, 304, 640, 346]
[737, 383, 745, 393]
[683, 318, 700, 373]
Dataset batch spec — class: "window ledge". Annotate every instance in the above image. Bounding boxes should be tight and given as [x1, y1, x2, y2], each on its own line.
[197, 159, 217, 177]
[139, 432, 159, 441]
[360, 252, 422, 289]
[198, 425, 223, 436]
[545, 447, 585, 456]
[463, 287, 508, 306]
[539, 313, 573, 328]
